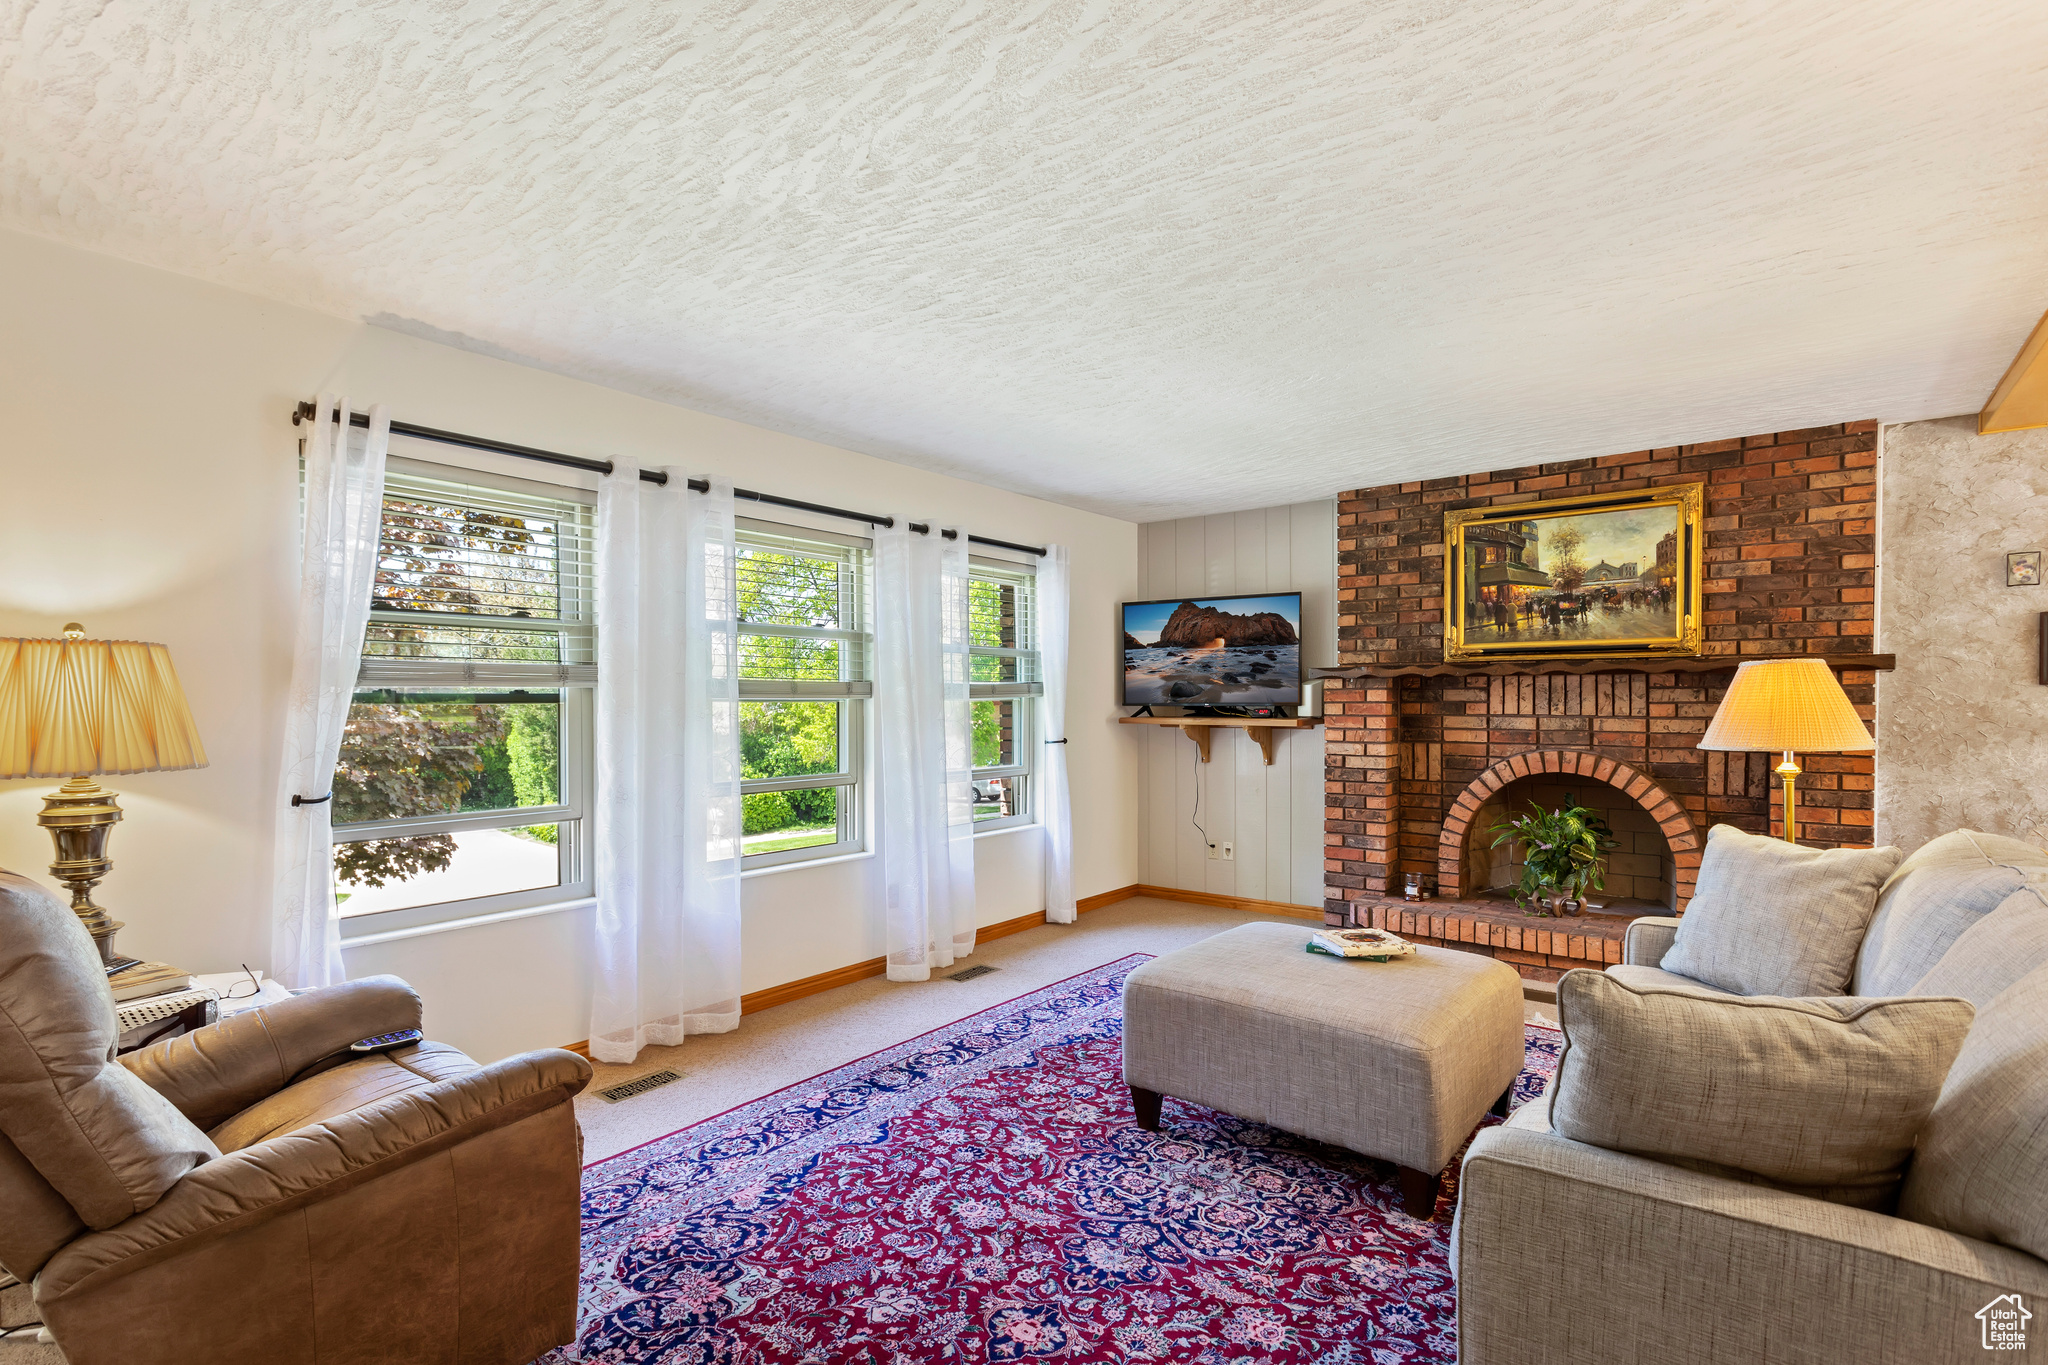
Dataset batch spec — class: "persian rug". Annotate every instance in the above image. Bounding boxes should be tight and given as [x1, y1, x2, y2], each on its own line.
[543, 955, 1562, 1365]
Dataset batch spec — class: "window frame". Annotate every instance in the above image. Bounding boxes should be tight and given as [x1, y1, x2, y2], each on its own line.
[333, 457, 598, 936]
[736, 517, 872, 869]
[968, 556, 1040, 832]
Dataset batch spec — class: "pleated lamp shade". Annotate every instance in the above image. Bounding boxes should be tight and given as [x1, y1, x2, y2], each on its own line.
[1697, 657, 1873, 754]
[0, 630, 208, 778]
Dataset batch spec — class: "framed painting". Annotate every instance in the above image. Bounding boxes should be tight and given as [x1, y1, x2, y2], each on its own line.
[1443, 483, 1705, 662]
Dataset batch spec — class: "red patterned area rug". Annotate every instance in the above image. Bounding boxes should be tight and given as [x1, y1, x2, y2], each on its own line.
[543, 955, 1561, 1365]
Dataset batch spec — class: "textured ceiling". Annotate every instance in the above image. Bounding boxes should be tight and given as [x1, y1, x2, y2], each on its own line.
[5, 1, 2047, 521]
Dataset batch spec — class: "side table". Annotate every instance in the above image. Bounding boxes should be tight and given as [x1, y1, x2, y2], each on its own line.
[113, 975, 295, 1054]
[114, 989, 216, 1054]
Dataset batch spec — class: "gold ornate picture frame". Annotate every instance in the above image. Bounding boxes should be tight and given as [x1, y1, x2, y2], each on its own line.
[1443, 482, 1705, 662]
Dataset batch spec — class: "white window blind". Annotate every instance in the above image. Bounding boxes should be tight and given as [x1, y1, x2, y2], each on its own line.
[737, 518, 871, 698]
[356, 458, 597, 688]
[968, 557, 1040, 699]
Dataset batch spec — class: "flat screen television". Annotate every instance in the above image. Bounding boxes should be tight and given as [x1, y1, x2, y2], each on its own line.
[1122, 592, 1304, 707]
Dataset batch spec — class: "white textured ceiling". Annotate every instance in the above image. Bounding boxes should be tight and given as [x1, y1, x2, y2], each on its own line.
[5, 2, 2047, 521]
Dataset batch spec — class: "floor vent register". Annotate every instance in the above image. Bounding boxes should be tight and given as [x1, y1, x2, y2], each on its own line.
[597, 1069, 685, 1104]
[948, 965, 999, 982]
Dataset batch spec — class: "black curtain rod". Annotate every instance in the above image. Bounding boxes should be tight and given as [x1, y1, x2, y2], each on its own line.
[294, 402, 1045, 556]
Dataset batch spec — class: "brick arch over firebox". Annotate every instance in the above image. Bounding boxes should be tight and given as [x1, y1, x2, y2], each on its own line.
[1437, 750, 1703, 911]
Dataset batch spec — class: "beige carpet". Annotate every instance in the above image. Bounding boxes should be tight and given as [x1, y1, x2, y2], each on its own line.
[0, 1283, 55, 1364]
[576, 895, 1554, 1164]
[575, 896, 1320, 1162]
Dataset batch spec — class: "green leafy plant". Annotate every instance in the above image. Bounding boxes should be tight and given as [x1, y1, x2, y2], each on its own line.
[1489, 794, 1616, 916]
[332, 702, 509, 887]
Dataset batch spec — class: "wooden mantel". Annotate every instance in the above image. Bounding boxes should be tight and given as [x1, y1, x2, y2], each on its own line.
[1117, 715, 1321, 764]
[1310, 653, 1895, 681]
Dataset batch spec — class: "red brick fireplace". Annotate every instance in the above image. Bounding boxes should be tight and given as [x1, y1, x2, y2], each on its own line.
[1323, 424, 1882, 981]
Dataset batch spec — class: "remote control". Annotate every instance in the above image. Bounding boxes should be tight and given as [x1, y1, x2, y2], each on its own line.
[348, 1028, 424, 1053]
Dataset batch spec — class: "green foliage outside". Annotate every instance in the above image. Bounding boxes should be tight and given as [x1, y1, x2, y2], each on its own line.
[972, 699, 1004, 769]
[967, 576, 1010, 648]
[736, 544, 846, 842]
[469, 704, 562, 842]
[336, 700, 559, 886]
[333, 702, 507, 887]
[969, 577, 1016, 770]
[740, 700, 837, 836]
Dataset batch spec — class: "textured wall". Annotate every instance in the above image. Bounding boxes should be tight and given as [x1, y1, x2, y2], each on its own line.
[1134, 502, 1336, 908]
[5, 1, 2048, 520]
[1878, 417, 2048, 851]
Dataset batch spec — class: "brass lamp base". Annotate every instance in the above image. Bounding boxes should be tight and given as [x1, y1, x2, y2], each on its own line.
[38, 776, 127, 965]
[1776, 750, 1802, 845]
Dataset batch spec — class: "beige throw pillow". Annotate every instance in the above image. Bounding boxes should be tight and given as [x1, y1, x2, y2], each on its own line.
[1550, 968, 1973, 1210]
[1855, 830, 2048, 997]
[1910, 883, 2048, 1009]
[1661, 824, 1902, 996]
[1897, 964, 2048, 1260]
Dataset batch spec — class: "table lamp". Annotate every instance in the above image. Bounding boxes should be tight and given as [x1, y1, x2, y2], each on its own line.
[0, 624, 208, 965]
[1697, 657, 1873, 844]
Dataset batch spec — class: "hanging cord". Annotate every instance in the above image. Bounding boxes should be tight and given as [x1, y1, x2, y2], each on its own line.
[1190, 738, 1211, 852]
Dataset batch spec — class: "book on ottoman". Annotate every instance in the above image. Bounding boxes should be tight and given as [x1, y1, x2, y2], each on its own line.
[1307, 927, 1416, 961]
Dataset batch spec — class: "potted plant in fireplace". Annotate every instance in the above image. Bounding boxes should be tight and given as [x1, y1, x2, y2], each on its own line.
[1489, 795, 1616, 917]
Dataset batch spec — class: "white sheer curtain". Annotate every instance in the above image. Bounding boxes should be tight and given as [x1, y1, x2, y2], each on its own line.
[875, 521, 978, 980]
[1037, 545, 1076, 923]
[272, 395, 390, 989]
[589, 460, 744, 1064]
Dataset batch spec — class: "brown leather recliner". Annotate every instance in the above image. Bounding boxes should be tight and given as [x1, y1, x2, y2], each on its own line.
[0, 870, 592, 1364]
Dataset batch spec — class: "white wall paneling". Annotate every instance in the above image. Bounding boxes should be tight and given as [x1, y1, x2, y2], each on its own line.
[1134, 502, 1336, 906]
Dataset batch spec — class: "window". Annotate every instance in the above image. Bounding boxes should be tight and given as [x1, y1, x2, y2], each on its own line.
[332, 458, 595, 928]
[968, 557, 1039, 829]
[737, 519, 870, 867]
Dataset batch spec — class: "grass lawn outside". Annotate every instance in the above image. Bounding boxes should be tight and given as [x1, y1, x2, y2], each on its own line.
[744, 824, 837, 854]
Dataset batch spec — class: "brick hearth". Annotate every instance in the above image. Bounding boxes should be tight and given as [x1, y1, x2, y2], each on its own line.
[1323, 423, 1881, 976]
[1352, 897, 1634, 982]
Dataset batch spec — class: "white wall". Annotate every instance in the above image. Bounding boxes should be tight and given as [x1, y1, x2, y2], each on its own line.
[0, 229, 1140, 1061]
[1134, 502, 1336, 907]
[1876, 415, 2048, 851]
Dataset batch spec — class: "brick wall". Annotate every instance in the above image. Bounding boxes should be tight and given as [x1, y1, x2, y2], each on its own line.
[1324, 423, 1879, 924]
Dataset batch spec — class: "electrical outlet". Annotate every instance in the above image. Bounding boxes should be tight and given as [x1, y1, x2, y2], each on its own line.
[1207, 843, 1219, 860]
[1221, 842, 1235, 861]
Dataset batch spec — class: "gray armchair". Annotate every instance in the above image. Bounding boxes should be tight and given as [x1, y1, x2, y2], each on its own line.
[1453, 913, 2048, 1364]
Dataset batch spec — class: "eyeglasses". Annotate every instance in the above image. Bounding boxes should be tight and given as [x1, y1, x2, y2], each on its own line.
[219, 964, 263, 1000]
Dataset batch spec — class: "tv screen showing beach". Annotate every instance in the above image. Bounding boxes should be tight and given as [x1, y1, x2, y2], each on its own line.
[1122, 593, 1302, 706]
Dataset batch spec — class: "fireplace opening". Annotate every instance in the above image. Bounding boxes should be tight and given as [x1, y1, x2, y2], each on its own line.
[1464, 774, 1676, 912]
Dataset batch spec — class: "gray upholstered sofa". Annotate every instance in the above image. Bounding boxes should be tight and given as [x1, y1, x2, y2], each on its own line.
[1453, 830, 2048, 1365]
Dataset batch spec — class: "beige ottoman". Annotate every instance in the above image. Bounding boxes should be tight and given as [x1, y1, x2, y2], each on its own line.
[1121, 921, 1526, 1218]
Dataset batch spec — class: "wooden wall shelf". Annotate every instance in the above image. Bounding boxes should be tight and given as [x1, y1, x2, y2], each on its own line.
[1310, 653, 1894, 681]
[1117, 715, 1322, 765]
